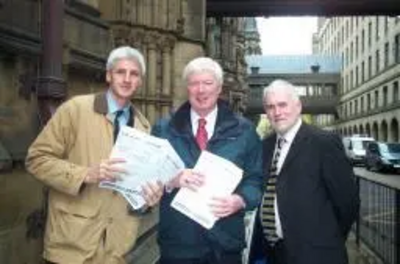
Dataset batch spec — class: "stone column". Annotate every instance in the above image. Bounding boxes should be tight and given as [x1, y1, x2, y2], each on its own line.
[221, 18, 231, 60]
[136, 0, 143, 25]
[162, 46, 172, 96]
[159, 0, 167, 29]
[138, 41, 147, 97]
[146, 38, 157, 124]
[152, 0, 158, 27]
[143, 0, 150, 25]
[147, 42, 157, 97]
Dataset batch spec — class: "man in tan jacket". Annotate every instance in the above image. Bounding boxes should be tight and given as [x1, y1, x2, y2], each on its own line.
[26, 46, 163, 264]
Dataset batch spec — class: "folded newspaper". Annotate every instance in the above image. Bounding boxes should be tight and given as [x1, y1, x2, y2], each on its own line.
[99, 126, 185, 209]
[171, 151, 243, 229]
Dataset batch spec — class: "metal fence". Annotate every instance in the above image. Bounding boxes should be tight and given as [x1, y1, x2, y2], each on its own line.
[354, 175, 400, 264]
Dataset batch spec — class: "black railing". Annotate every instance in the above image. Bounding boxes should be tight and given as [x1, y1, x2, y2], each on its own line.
[354, 174, 400, 264]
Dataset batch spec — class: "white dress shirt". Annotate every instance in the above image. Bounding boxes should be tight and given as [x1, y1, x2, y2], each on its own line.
[275, 118, 302, 238]
[190, 106, 218, 140]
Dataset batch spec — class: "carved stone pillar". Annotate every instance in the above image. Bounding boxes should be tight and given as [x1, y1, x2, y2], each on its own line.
[162, 46, 172, 96]
[152, 0, 159, 27]
[221, 18, 231, 61]
[147, 43, 157, 97]
[146, 103, 156, 124]
[159, 0, 167, 29]
[143, 0, 150, 25]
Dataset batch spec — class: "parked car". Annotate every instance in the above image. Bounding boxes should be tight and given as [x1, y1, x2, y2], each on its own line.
[365, 142, 400, 173]
[342, 135, 375, 166]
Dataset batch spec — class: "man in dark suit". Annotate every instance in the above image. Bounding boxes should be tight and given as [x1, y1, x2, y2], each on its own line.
[248, 79, 360, 264]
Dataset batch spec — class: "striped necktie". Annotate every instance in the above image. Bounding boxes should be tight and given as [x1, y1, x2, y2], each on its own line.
[260, 137, 285, 244]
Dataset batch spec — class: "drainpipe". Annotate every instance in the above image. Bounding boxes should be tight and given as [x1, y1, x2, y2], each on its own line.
[25, 0, 66, 240]
[36, 0, 66, 126]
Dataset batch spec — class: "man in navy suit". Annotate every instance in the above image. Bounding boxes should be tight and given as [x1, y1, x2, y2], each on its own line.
[248, 79, 359, 264]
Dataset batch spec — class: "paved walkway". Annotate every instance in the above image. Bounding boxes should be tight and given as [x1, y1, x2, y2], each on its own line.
[347, 233, 383, 264]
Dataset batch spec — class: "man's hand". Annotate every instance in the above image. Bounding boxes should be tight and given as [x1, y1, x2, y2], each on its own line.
[166, 169, 205, 191]
[142, 181, 164, 207]
[209, 194, 246, 218]
[84, 158, 126, 184]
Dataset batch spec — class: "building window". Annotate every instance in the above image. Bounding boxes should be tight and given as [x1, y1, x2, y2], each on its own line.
[368, 21, 372, 48]
[383, 86, 388, 106]
[395, 34, 400, 63]
[355, 66, 359, 86]
[384, 42, 390, 68]
[355, 99, 358, 114]
[375, 50, 380, 74]
[355, 36, 359, 58]
[374, 90, 379, 108]
[367, 93, 371, 110]
[361, 61, 365, 83]
[384, 17, 389, 36]
[350, 101, 353, 115]
[394, 81, 399, 102]
[350, 70, 353, 89]
[361, 29, 365, 54]
[350, 42, 354, 63]
[375, 17, 380, 41]
[368, 56, 372, 78]
[361, 96, 364, 112]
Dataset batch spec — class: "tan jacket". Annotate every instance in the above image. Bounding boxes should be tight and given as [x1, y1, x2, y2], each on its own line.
[26, 92, 151, 264]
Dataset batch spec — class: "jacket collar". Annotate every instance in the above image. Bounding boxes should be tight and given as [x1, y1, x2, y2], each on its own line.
[93, 92, 108, 115]
[93, 92, 150, 131]
[170, 99, 238, 135]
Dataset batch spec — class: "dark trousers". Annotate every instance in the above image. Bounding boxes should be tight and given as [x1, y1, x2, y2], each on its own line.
[159, 251, 242, 264]
[249, 214, 288, 264]
[265, 240, 287, 264]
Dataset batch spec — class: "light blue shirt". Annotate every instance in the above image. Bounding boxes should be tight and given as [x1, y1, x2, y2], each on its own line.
[106, 90, 131, 126]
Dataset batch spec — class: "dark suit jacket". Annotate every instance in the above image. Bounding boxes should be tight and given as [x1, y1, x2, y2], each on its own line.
[248, 123, 360, 264]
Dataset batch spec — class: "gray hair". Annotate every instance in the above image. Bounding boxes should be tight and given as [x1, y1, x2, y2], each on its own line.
[182, 57, 224, 86]
[263, 79, 300, 102]
[106, 46, 146, 76]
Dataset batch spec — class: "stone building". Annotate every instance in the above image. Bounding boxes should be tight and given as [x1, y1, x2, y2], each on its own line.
[313, 16, 400, 142]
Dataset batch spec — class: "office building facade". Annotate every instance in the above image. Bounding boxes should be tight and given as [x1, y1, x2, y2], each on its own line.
[314, 17, 400, 142]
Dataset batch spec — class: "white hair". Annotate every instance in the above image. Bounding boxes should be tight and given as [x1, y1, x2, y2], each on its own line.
[263, 79, 300, 102]
[106, 46, 146, 76]
[182, 57, 224, 86]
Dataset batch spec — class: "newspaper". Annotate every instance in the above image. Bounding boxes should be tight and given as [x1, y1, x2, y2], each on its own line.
[100, 126, 184, 209]
[171, 151, 243, 229]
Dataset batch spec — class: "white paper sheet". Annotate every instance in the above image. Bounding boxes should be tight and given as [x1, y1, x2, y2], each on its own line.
[100, 126, 184, 209]
[171, 151, 243, 229]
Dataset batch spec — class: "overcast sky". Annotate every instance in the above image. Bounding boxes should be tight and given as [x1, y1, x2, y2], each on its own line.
[256, 17, 318, 55]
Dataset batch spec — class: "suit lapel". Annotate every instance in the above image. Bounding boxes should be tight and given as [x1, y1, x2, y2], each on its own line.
[280, 123, 310, 175]
[263, 134, 277, 176]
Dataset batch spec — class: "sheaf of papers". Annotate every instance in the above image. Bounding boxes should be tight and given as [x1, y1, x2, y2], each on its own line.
[99, 126, 184, 209]
[171, 151, 243, 229]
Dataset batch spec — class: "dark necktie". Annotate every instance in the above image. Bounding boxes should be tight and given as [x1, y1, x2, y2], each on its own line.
[196, 118, 208, 150]
[113, 110, 124, 143]
[260, 137, 285, 244]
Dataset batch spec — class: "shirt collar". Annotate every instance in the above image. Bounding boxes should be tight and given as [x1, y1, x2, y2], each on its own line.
[106, 89, 130, 115]
[191, 106, 218, 126]
[279, 118, 302, 144]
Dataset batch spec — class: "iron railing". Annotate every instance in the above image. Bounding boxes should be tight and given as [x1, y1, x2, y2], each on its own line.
[354, 174, 400, 264]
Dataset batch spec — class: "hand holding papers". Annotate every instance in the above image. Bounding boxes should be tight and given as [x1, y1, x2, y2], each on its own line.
[100, 126, 184, 209]
[171, 151, 243, 229]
